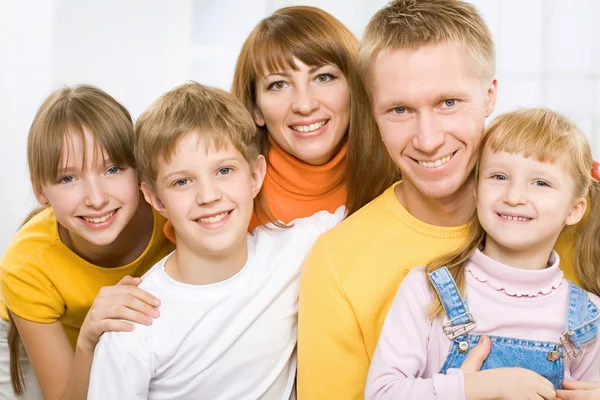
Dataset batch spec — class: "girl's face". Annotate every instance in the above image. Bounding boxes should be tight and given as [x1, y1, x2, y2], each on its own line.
[476, 145, 586, 262]
[254, 58, 350, 165]
[36, 128, 140, 248]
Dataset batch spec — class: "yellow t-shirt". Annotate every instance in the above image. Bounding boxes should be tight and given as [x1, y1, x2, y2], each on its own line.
[0, 207, 173, 348]
[297, 181, 583, 400]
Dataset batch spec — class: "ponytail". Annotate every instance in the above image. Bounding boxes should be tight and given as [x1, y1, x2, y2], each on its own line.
[575, 180, 600, 297]
[9, 205, 48, 395]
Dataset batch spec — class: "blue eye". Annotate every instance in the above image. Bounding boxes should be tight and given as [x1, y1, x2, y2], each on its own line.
[107, 166, 121, 174]
[393, 107, 406, 115]
[218, 167, 232, 175]
[443, 99, 457, 108]
[173, 179, 189, 187]
[534, 180, 550, 187]
[491, 174, 507, 181]
[59, 176, 74, 184]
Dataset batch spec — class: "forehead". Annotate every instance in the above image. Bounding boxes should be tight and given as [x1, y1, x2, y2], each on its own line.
[370, 42, 481, 106]
[480, 146, 570, 173]
[59, 127, 106, 167]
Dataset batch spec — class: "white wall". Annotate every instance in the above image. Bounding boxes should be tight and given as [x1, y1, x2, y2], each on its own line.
[1, 0, 598, 254]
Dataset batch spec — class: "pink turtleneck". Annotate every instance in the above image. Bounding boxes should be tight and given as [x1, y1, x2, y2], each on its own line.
[365, 250, 600, 400]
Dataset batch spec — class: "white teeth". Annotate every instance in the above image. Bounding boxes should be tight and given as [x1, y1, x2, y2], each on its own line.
[500, 215, 531, 222]
[198, 212, 229, 224]
[82, 210, 115, 223]
[291, 120, 327, 132]
[418, 154, 453, 168]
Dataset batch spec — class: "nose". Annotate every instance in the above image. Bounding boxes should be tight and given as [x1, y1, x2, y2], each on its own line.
[83, 178, 109, 209]
[291, 84, 319, 115]
[504, 181, 527, 206]
[196, 178, 222, 205]
[413, 111, 445, 154]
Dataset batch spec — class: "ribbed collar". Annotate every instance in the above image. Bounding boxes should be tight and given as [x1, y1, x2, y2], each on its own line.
[265, 136, 347, 200]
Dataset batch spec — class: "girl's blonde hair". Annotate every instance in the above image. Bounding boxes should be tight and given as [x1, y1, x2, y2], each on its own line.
[427, 108, 600, 316]
[231, 6, 380, 221]
[10, 84, 134, 394]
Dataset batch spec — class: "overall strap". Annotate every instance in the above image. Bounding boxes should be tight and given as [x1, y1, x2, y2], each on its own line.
[565, 282, 600, 349]
[429, 267, 476, 340]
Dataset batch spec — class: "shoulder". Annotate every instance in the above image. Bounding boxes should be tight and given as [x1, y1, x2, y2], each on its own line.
[1, 208, 61, 272]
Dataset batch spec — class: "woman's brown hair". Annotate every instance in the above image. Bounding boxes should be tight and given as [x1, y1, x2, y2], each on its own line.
[231, 6, 381, 221]
[10, 84, 134, 394]
[427, 108, 600, 317]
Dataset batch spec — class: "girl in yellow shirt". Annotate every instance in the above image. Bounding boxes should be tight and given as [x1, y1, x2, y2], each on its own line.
[0, 85, 172, 399]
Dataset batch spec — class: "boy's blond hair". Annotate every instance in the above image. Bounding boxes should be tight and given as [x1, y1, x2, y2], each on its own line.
[358, 0, 495, 86]
[135, 82, 260, 191]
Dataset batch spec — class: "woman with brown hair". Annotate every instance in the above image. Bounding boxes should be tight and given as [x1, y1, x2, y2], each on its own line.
[162, 6, 398, 242]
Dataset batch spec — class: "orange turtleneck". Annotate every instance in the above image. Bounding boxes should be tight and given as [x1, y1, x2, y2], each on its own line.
[162, 137, 347, 242]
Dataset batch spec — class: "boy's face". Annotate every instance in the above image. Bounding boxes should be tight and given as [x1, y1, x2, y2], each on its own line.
[143, 133, 265, 257]
[37, 128, 140, 247]
[369, 42, 497, 202]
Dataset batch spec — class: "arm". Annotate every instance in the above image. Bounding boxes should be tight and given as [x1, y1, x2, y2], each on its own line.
[365, 269, 465, 400]
[9, 276, 160, 400]
[297, 238, 370, 400]
[88, 331, 151, 400]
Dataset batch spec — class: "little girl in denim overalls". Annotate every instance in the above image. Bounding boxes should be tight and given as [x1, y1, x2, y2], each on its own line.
[365, 108, 600, 400]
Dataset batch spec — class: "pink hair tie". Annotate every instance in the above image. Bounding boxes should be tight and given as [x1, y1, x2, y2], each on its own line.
[593, 160, 600, 181]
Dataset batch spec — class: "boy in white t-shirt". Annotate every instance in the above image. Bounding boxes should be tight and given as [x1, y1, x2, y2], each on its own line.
[87, 82, 344, 399]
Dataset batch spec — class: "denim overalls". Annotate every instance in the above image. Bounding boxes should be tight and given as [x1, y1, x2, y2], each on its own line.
[429, 267, 600, 389]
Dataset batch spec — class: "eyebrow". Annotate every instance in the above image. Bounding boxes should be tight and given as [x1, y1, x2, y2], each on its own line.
[57, 158, 114, 175]
[264, 65, 331, 80]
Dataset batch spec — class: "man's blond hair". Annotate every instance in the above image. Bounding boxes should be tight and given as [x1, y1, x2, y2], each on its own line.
[358, 0, 495, 84]
[135, 82, 260, 190]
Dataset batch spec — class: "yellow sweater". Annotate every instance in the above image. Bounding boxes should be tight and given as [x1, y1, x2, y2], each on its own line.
[0, 207, 173, 348]
[297, 182, 582, 400]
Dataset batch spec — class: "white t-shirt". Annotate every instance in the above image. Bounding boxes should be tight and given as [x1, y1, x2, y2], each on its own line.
[88, 207, 345, 400]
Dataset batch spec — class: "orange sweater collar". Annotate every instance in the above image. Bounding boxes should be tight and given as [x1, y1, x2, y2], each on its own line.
[265, 136, 347, 199]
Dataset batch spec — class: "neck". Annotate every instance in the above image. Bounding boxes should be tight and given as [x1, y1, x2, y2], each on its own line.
[482, 240, 556, 271]
[63, 198, 154, 267]
[396, 178, 475, 227]
[166, 235, 249, 285]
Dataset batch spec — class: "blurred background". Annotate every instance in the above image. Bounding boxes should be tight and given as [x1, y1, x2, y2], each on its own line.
[1, 0, 599, 253]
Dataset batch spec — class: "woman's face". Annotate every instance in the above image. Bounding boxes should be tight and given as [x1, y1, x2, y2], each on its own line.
[254, 58, 351, 165]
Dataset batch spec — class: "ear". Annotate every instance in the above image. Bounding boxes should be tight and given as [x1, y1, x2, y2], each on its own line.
[565, 196, 587, 226]
[253, 106, 265, 127]
[33, 185, 49, 206]
[140, 182, 168, 219]
[484, 77, 498, 118]
[250, 155, 267, 199]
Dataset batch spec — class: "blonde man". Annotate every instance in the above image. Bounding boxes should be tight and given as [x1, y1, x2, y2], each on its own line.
[298, 1, 595, 398]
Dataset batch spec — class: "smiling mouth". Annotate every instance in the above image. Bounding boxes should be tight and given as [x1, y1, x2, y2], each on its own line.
[290, 120, 329, 133]
[498, 214, 532, 222]
[79, 209, 117, 223]
[196, 211, 231, 224]
[415, 151, 457, 168]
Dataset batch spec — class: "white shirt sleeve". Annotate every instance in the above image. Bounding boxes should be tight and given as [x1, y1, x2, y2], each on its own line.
[88, 329, 152, 400]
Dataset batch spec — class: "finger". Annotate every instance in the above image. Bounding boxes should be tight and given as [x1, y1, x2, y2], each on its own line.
[117, 275, 142, 286]
[459, 336, 491, 374]
[556, 389, 583, 400]
[111, 295, 160, 318]
[98, 285, 161, 308]
[100, 320, 136, 333]
[562, 381, 600, 391]
[104, 305, 155, 326]
[537, 377, 557, 400]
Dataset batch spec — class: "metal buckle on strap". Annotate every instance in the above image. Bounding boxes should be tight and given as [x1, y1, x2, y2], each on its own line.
[559, 330, 582, 360]
[443, 312, 477, 340]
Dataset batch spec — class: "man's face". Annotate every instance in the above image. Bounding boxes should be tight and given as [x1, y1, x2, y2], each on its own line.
[370, 42, 497, 201]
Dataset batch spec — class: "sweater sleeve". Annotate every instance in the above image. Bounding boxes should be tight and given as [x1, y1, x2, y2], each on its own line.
[297, 236, 370, 400]
[365, 268, 466, 400]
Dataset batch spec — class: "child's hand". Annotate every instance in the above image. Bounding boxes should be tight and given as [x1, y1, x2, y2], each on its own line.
[463, 368, 556, 400]
[77, 276, 161, 352]
[557, 381, 600, 399]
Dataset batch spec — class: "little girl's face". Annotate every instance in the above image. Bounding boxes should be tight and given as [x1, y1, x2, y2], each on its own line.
[37, 128, 140, 248]
[476, 145, 586, 260]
